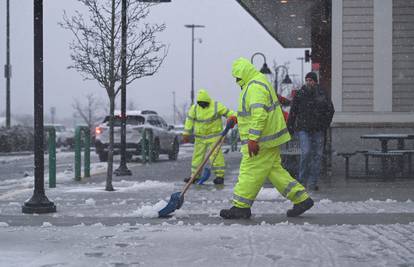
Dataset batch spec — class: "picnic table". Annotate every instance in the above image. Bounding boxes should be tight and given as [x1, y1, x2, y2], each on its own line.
[360, 133, 414, 178]
[360, 133, 414, 152]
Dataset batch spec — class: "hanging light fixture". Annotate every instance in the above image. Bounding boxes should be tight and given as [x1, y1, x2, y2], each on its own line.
[251, 52, 273, 83]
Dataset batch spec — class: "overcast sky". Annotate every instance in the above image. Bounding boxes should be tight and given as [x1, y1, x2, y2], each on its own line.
[0, 0, 310, 124]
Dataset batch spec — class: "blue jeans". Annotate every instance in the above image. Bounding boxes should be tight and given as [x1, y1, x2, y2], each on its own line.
[297, 131, 324, 187]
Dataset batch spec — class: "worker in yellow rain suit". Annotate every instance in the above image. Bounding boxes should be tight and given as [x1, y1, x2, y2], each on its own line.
[220, 58, 314, 219]
[183, 89, 235, 185]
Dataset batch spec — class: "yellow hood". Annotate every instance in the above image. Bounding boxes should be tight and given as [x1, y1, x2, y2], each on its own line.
[232, 57, 260, 87]
[196, 89, 211, 103]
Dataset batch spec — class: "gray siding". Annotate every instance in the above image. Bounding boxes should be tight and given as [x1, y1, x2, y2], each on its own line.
[342, 0, 374, 112]
[393, 0, 414, 112]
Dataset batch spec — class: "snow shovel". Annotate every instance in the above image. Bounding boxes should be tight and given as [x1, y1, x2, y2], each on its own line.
[158, 121, 234, 218]
[197, 137, 226, 185]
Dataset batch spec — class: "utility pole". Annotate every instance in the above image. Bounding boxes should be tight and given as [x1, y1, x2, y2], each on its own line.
[172, 91, 176, 125]
[50, 106, 56, 124]
[115, 0, 132, 176]
[22, 0, 56, 214]
[5, 0, 11, 128]
[184, 24, 205, 105]
[297, 57, 304, 85]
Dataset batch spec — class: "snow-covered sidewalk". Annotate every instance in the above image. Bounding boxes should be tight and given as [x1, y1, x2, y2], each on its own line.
[0, 147, 414, 266]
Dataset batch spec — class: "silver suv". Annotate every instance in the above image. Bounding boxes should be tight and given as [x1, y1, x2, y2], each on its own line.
[94, 110, 179, 162]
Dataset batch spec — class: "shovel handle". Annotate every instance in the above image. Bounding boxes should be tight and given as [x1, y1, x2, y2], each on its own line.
[182, 128, 229, 195]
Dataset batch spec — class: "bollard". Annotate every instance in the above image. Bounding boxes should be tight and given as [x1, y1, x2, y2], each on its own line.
[74, 126, 91, 181]
[147, 129, 153, 163]
[141, 129, 147, 162]
[83, 129, 91, 178]
[231, 128, 238, 152]
[44, 126, 56, 188]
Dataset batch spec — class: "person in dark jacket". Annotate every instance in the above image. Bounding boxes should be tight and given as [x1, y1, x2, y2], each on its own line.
[287, 72, 334, 190]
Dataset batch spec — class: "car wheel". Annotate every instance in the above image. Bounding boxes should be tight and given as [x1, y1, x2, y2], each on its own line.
[150, 139, 160, 162]
[98, 152, 108, 162]
[168, 138, 179, 160]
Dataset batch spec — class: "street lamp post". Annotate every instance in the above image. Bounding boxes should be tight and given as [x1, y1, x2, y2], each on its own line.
[172, 91, 176, 125]
[5, 0, 11, 128]
[184, 24, 204, 105]
[115, 0, 132, 176]
[273, 65, 289, 93]
[296, 57, 304, 85]
[22, 0, 56, 214]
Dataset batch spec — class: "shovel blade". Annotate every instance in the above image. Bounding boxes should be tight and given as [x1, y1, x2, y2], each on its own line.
[158, 192, 184, 218]
[197, 167, 211, 185]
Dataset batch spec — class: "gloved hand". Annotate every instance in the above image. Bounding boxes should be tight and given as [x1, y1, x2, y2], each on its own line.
[182, 135, 190, 144]
[247, 140, 259, 157]
[226, 115, 238, 128]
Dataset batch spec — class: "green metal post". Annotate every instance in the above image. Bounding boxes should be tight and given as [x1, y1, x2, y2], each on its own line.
[74, 127, 81, 181]
[147, 129, 153, 163]
[231, 128, 238, 152]
[83, 128, 90, 177]
[45, 127, 56, 188]
[141, 129, 147, 162]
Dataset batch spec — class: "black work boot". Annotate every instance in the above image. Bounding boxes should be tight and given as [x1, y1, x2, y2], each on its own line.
[286, 197, 314, 217]
[220, 206, 251, 219]
[213, 177, 224, 185]
[183, 177, 198, 183]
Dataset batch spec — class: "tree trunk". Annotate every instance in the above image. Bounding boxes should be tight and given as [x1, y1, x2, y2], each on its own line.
[105, 0, 116, 192]
[105, 95, 115, 191]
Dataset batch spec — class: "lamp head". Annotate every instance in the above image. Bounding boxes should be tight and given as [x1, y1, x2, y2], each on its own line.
[260, 63, 272, 75]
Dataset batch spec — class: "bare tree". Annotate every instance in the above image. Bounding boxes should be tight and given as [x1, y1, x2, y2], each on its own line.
[72, 93, 105, 132]
[175, 103, 189, 125]
[61, 0, 168, 190]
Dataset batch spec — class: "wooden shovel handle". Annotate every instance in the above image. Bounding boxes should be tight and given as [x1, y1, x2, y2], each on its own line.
[182, 136, 226, 195]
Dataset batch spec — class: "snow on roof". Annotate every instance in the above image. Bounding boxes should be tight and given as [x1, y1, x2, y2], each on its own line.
[113, 110, 157, 116]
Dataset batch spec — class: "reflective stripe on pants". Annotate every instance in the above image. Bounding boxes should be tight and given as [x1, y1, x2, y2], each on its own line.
[233, 146, 308, 208]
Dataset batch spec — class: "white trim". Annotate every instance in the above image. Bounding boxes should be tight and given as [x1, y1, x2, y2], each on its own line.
[373, 0, 393, 112]
[332, 112, 414, 124]
[331, 0, 343, 112]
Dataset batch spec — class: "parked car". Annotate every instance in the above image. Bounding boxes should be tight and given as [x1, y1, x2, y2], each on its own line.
[94, 110, 180, 162]
[44, 124, 74, 148]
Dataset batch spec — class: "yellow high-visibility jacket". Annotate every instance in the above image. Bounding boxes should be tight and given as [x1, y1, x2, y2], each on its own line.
[184, 89, 234, 141]
[232, 57, 291, 149]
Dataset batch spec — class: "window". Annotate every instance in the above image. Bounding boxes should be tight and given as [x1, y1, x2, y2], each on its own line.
[157, 116, 168, 128]
[103, 115, 145, 126]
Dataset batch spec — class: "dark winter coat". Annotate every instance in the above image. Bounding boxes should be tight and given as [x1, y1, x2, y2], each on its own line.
[287, 84, 334, 133]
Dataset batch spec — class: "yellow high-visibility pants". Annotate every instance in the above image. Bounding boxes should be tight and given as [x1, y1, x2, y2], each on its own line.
[233, 146, 309, 208]
[191, 138, 225, 178]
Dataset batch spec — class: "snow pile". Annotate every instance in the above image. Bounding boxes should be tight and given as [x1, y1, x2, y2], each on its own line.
[256, 188, 284, 201]
[132, 200, 167, 218]
[41, 222, 53, 227]
[115, 180, 172, 192]
[85, 198, 96, 205]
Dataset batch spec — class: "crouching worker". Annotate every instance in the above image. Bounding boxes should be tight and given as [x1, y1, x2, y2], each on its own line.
[220, 58, 314, 219]
[182, 89, 235, 185]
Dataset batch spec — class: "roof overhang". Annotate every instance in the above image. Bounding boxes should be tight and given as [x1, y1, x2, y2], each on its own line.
[236, 0, 327, 48]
